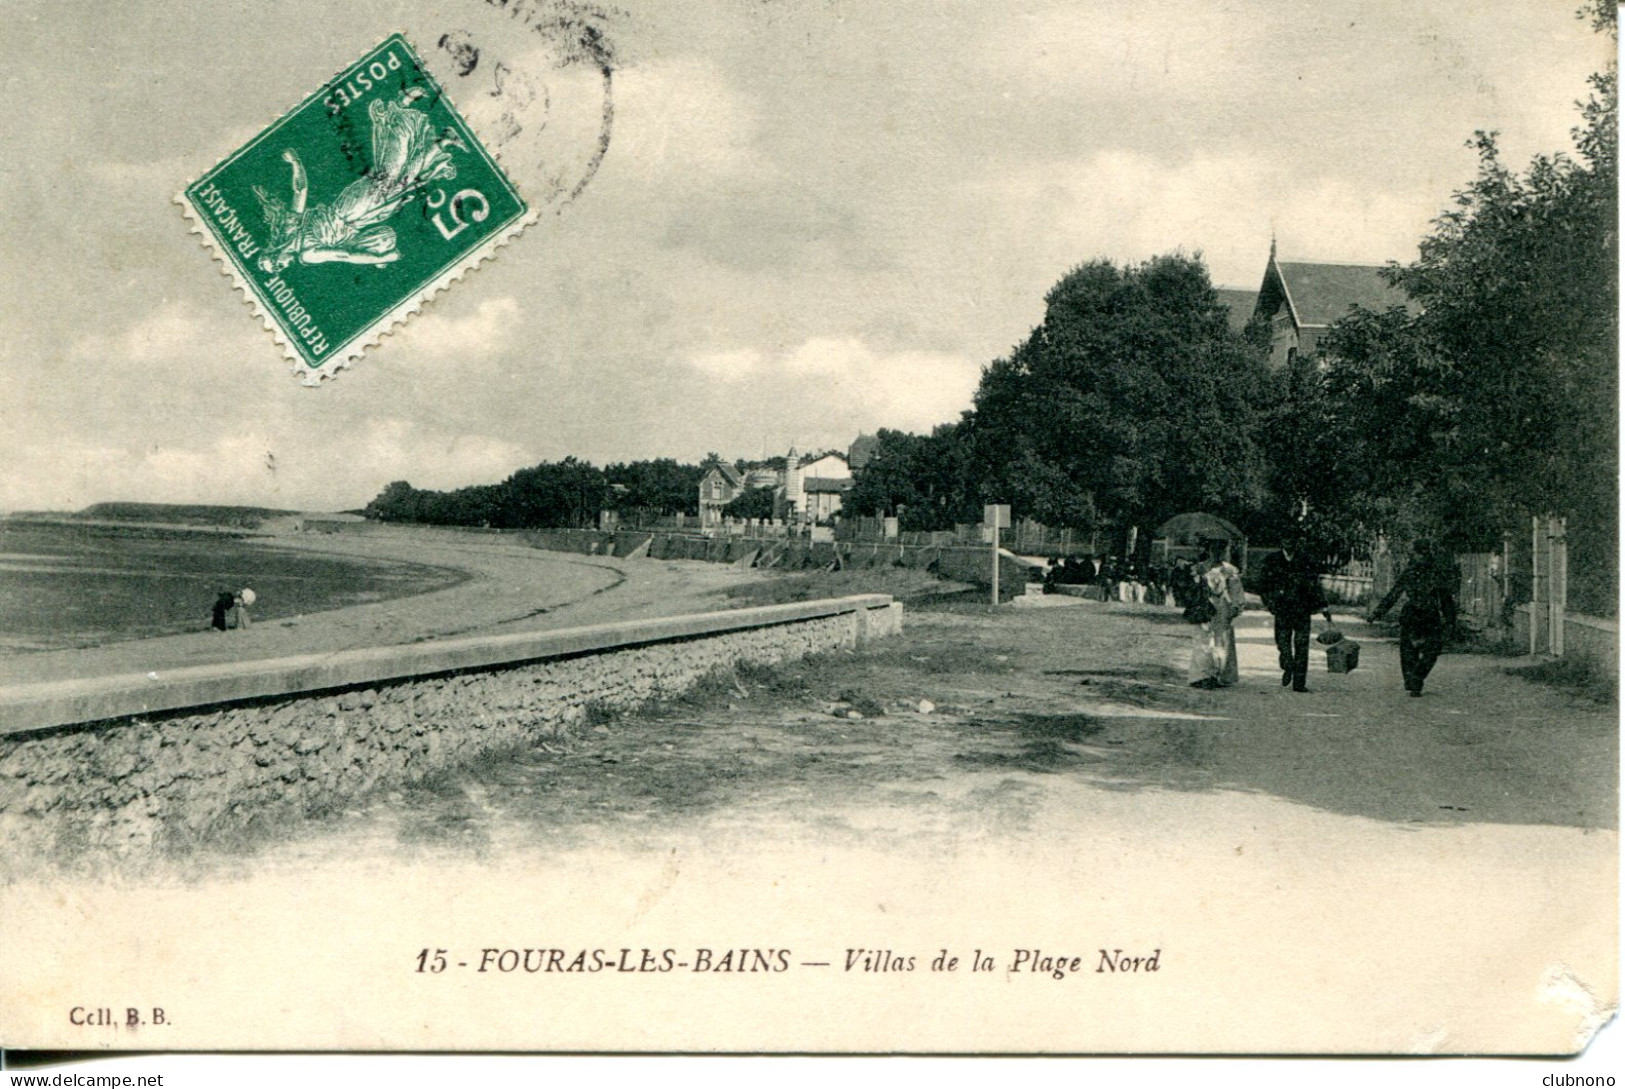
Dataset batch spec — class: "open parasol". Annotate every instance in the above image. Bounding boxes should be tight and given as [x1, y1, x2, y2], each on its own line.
[1154, 512, 1245, 547]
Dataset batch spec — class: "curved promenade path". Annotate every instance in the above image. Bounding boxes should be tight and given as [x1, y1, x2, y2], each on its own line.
[0, 526, 763, 688]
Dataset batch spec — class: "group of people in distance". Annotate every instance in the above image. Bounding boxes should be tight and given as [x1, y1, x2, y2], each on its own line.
[1042, 555, 1179, 605]
[1186, 535, 1459, 697]
[1048, 535, 1461, 699]
[210, 588, 256, 632]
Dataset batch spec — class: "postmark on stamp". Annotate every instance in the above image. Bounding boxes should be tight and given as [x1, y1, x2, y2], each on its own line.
[178, 34, 535, 385]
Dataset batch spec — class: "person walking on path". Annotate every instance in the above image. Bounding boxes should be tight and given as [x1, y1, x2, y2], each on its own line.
[1369, 539, 1459, 697]
[1188, 539, 1244, 689]
[1258, 537, 1334, 693]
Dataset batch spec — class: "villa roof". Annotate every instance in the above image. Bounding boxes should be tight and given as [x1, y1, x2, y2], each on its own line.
[1272, 260, 1414, 327]
[1213, 288, 1260, 332]
[847, 433, 881, 470]
[705, 464, 745, 487]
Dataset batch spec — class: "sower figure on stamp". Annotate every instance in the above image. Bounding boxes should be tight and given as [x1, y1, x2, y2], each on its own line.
[253, 90, 462, 273]
[1369, 539, 1459, 698]
[1258, 535, 1333, 693]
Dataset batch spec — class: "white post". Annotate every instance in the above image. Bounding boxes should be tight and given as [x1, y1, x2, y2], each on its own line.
[991, 521, 1000, 606]
[984, 504, 1010, 606]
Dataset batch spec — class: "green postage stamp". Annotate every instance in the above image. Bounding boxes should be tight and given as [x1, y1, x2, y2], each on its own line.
[179, 34, 533, 384]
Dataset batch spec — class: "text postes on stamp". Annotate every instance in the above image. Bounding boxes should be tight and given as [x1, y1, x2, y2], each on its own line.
[178, 34, 534, 385]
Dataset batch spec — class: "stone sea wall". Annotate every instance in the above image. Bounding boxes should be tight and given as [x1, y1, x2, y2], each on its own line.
[526, 528, 1030, 600]
[0, 598, 901, 850]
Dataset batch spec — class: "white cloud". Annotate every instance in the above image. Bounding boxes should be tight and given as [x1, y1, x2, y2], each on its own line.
[689, 347, 765, 382]
[783, 338, 870, 376]
[391, 296, 522, 359]
[605, 57, 764, 186]
[327, 418, 535, 495]
[961, 151, 1428, 288]
[682, 336, 980, 437]
[68, 301, 223, 365]
[86, 155, 198, 192]
[83, 127, 261, 193]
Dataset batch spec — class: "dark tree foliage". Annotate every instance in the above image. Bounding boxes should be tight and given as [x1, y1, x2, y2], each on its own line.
[1289, 9, 1616, 607]
[498, 457, 608, 528]
[1254, 309, 1470, 558]
[844, 422, 980, 531]
[364, 482, 419, 522]
[603, 459, 702, 516]
[363, 458, 610, 529]
[720, 485, 777, 520]
[969, 254, 1269, 534]
[747, 455, 789, 472]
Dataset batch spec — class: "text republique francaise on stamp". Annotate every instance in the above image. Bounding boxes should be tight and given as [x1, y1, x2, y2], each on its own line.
[178, 34, 534, 384]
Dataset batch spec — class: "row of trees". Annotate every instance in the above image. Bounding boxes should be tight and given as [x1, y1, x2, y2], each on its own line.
[365, 458, 706, 528]
[365, 445, 852, 530]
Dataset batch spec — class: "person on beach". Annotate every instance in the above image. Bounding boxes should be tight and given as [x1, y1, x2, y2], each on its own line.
[210, 589, 235, 632]
[1258, 536, 1334, 693]
[1369, 539, 1458, 697]
[1188, 539, 1243, 689]
[232, 588, 256, 630]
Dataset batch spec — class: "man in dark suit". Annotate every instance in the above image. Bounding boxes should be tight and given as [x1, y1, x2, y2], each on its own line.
[1258, 536, 1333, 692]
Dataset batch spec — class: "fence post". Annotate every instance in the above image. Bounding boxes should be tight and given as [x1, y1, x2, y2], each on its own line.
[1530, 516, 1542, 655]
[1549, 516, 1567, 658]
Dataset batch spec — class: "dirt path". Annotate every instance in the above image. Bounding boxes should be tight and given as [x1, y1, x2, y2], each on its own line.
[0, 527, 767, 687]
[180, 594, 1613, 865]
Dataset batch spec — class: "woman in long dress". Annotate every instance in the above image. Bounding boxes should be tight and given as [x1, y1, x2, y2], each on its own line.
[1189, 540, 1243, 689]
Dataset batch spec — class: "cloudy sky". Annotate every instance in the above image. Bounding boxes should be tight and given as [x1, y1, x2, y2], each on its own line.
[1, 0, 1609, 511]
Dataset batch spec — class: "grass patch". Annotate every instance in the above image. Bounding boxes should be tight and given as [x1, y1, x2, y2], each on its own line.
[1504, 656, 1617, 705]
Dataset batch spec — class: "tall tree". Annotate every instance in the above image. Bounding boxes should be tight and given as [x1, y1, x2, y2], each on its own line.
[969, 254, 1269, 537]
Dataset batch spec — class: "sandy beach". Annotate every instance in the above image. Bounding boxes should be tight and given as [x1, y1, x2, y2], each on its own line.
[0, 526, 766, 688]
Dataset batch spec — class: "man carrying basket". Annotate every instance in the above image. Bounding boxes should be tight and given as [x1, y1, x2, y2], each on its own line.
[1258, 535, 1334, 693]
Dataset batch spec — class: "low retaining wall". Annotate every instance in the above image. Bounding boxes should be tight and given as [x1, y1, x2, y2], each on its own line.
[525, 531, 1027, 600]
[0, 596, 901, 849]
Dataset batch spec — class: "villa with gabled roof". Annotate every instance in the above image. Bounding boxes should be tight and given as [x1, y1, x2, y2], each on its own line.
[1248, 242, 1416, 369]
[698, 463, 746, 527]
